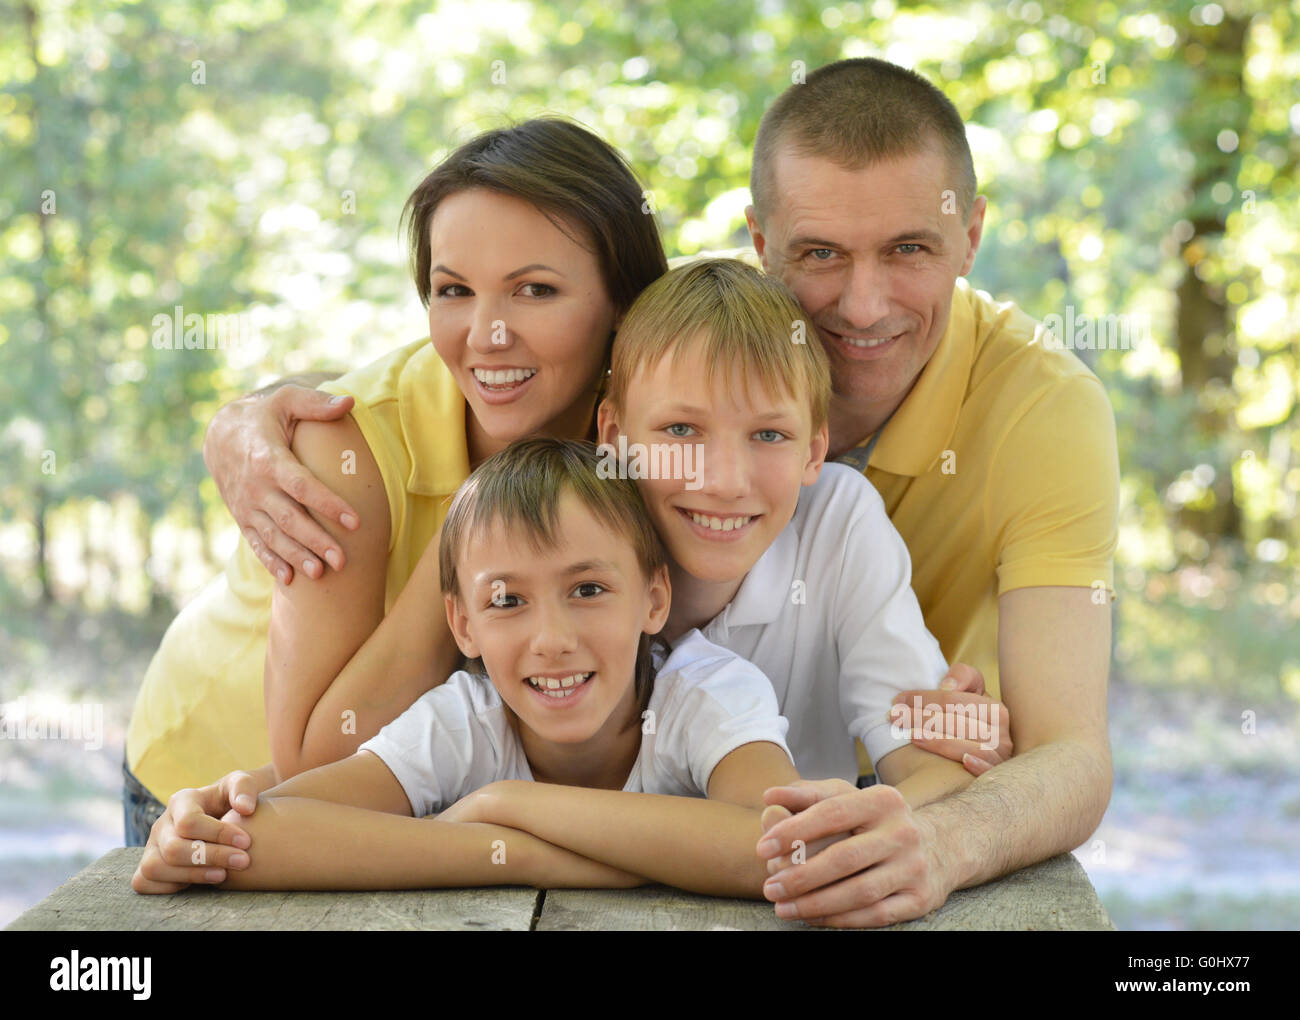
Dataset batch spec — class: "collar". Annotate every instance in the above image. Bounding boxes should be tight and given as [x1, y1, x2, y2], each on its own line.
[859, 279, 976, 477]
[710, 518, 800, 634]
[397, 342, 471, 496]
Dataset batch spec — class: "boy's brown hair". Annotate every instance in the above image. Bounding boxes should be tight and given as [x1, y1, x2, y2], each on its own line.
[604, 257, 831, 433]
[439, 437, 668, 716]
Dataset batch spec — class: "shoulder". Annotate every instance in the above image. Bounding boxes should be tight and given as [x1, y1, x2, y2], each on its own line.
[319, 338, 434, 409]
[960, 283, 1113, 426]
[291, 414, 391, 549]
[652, 631, 780, 717]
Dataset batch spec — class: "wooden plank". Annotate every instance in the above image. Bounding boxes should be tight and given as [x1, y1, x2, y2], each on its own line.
[537, 854, 1115, 931]
[5, 848, 539, 931]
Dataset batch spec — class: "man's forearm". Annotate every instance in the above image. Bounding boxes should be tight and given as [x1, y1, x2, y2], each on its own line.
[478, 782, 771, 898]
[917, 738, 1112, 891]
[218, 796, 638, 891]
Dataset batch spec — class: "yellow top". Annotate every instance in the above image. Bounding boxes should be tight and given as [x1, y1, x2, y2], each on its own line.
[852, 278, 1120, 700]
[126, 340, 469, 801]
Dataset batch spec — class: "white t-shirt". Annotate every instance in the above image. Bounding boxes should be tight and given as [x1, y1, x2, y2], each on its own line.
[358, 629, 792, 818]
[694, 462, 948, 781]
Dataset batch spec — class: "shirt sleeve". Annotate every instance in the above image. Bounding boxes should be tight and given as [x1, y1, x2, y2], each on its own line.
[991, 375, 1120, 595]
[650, 638, 794, 796]
[357, 673, 506, 817]
[831, 475, 950, 769]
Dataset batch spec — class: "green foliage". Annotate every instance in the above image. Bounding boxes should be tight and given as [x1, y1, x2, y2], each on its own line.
[0, 0, 1296, 697]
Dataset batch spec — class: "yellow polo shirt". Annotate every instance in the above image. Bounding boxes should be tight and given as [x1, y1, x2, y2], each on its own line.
[126, 340, 469, 801]
[849, 278, 1119, 700]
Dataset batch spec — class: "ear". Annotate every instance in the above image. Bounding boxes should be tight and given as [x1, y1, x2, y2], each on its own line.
[444, 592, 481, 660]
[958, 195, 987, 277]
[744, 204, 769, 271]
[801, 420, 829, 487]
[642, 564, 672, 637]
[596, 397, 622, 448]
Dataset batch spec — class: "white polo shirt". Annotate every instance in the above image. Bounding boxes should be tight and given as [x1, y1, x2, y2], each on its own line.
[692, 462, 948, 781]
[358, 629, 793, 817]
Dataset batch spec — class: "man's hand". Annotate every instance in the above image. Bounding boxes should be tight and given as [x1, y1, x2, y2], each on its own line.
[131, 771, 260, 894]
[203, 384, 360, 585]
[891, 662, 1013, 776]
[756, 779, 953, 928]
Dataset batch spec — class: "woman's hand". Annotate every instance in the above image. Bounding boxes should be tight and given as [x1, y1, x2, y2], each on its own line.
[130, 771, 261, 894]
[203, 384, 360, 584]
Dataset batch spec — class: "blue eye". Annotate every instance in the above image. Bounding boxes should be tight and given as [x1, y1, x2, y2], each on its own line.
[896, 244, 922, 255]
[665, 423, 695, 438]
[755, 430, 785, 442]
[810, 249, 836, 260]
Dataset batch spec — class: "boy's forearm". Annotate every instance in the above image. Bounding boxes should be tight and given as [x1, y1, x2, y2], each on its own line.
[878, 745, 975, 811]
[894, 758, 975, 811]
[475, 782, 771, 899]
[219, 797, 530, 890]
[219, 795, 643, 892]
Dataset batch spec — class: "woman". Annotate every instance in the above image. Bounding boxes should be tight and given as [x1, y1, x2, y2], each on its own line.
[124, 118, 668, 845]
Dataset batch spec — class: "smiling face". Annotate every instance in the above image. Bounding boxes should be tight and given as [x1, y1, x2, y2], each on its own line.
[427, 188, 622, 462]
[746, 142, 986, 422]
[599, 340, 828, 586]
[445, 491, 670, 746]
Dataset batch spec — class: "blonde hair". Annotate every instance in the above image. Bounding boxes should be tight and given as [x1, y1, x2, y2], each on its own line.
[439, 437, 668, 714]
[605, 258, 830, 432]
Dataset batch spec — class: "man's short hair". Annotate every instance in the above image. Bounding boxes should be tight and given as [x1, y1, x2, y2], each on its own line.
[750, 58, 976, 224]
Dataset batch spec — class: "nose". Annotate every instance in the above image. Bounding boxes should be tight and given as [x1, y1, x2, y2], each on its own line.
[837, 258, 891, 332]
[696, 434, 751, 502]
[528, 597, 579, 661]
[465, 298, 512, 354]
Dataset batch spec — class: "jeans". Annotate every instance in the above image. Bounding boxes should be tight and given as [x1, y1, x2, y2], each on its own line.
[122, 754, 166, 846]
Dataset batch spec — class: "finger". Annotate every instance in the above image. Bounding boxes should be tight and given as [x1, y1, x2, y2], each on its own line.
[757, 786, 904, 859]
[764, 829, 897, 901]
[171, 801, 251, 849]
[159, 831, 250, 871]
[759, 803, 792, 835]
[796, 890, 926, 929]
[908, 734, 998, 765]
[275, 385, 354, 423]
[764, 857, 909, 919]
[220, 772, 260, 817]
[274, 452, 359, 535]
[963, 752, 995, 777]
[258, 489, 335, 578]
[762, 777, 853, 811]
[764, 831, 851, 874]
[137, 845, 230, 888]
[942, 662, 985, 695]
[242, 524, 293, 586]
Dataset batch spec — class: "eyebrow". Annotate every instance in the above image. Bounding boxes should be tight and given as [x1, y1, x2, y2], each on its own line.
[431, 263, 566, 281]
[657, 404, 801, 423]
[786, 229, 946, 251]
[474, 560, 620, 586]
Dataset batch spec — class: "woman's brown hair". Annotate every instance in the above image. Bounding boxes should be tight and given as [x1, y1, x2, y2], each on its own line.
[402, 118, 668, 315]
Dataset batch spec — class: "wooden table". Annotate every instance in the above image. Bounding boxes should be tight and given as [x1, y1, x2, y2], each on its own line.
[7, 848, 1114, 930]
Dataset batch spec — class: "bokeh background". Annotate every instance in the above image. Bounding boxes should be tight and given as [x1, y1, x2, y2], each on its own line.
[1, 0, 1297, 929]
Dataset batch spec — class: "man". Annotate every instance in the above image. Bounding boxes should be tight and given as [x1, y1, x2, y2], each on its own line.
[161, 58, 1118, 927]
[744, 59, 1117, 926]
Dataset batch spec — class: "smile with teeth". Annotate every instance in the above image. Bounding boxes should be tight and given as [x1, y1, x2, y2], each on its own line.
[680, 509, 756, 532]
[473, 367, 537, 389]
[525, 671, 594, 698]
[836, 333, 896, 348]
